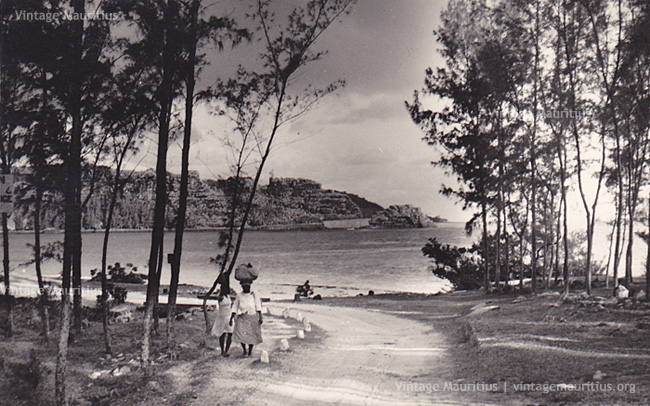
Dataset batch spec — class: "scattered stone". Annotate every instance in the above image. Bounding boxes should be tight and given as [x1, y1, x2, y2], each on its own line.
[296, 312, 304, 322]
[368, 290, 374, 296]
[598, 298, 618, 306]
[548, 303, 560, 308]
[293, 294, 301, 302]
[635, 290, 646, 301]
[593, 370, 606, 381]
[260, 350, 269, 364]
[296, 330, 305, 339]
[595, 304, 606, 311]
[562, 295, 575, 304]
[303, 321, 312, 332]
[89, 371, 102, 380]
[539, 291, 561, 298]
[282, 309, 290, 318]
[312, 294, 322, 300]
[615, 285, 629, 299]
[148, 381, 163, 392]
[280, 339, 290, 351]
[468, 304, 500, 316]
[512, 296, 525, 304]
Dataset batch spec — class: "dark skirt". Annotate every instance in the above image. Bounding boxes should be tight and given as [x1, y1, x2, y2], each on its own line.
[233, 313, 263, 345]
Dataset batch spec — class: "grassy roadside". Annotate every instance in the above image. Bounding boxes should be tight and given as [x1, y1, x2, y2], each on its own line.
[318, 288, 650, 406]
[0, 297, 313, 406]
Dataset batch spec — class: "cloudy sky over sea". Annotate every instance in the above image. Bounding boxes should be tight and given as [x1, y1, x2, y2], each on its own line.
[129, 0, 468, 220]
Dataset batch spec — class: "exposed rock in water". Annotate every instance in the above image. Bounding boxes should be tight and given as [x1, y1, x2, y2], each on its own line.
[369, 205, 436, 228]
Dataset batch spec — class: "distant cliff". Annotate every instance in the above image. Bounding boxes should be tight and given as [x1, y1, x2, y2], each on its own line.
[369, 205, 437, 228]
[12, 170, 387, 231]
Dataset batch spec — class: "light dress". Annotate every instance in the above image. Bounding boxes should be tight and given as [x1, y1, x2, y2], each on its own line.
[232, 291, 263, 345]
[211, 295, 234, 336]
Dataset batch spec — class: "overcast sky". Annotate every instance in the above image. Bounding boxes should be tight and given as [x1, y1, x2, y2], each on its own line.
[134, 0, 471, 221]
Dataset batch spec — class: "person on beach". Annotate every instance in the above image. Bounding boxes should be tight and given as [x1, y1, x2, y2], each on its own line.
[211, 289, 234, 357]
[229, 280, 263, 357]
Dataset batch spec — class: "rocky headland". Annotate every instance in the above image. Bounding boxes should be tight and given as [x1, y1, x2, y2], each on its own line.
[11, 169, 444, 230]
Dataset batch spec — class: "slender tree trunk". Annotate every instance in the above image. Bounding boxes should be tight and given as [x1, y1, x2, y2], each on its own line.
[1, 211, 11, 337]
[99, 183, 120, 354]
[554, 195, 561, 286]
[167, 0, 198, 350]
[482, 201, 490, 292]
[56, 1, 84, 401]
[626, 199, 634, 286]
[504, 231, 510, 289]
[605, 218, 616, 289]
[613, 136, 624, 288]
[55, 290, 71, 406]
[646, 190, 650, 301]
[143, 1, 176, 365]
[34, 187, 49, 339]
[558, 134, 569, 295]
[495, 202, 502, 291]
[215, 81, 289, 294]
[530, 0, 540, 294]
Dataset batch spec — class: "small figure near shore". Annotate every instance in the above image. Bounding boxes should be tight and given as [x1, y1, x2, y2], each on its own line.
[230, 280, 263, 357]
[297, 280, 313, 297]
[211, 289, 234, 357]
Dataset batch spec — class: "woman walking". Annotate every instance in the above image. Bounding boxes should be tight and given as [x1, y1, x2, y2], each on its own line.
[211, 290, 234, 357]
[229, 280, 263, 357]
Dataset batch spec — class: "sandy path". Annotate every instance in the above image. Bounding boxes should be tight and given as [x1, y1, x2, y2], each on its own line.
[187, 303, 507, 406]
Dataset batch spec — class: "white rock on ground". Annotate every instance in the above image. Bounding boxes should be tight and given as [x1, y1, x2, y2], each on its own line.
[260, 350, 270, 363]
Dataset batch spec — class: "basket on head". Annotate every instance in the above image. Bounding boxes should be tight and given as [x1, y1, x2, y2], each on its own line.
[234, 263, 258, 281]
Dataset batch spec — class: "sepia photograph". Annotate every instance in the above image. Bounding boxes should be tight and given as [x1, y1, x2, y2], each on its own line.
[1, 0, 649, 404]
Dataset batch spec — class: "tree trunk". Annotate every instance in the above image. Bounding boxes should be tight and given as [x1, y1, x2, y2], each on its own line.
[626, 201, 634, 286]
[1, 211, 11, 337]
[482, 202, 490, 292]
[495, 202, 502, 291]
[142, 1, 176, 365]
[56, 0, 84, 401]
[214, 81, 289, 297]
[530, 0, 539, 294]
[613, 136, 624, 288]
[646, 190, 650, 301]
[55, 292, 71, 406]
[99, 183, 120, 355]
[167, 0, 198, 350]
[34, 187, 49, 339]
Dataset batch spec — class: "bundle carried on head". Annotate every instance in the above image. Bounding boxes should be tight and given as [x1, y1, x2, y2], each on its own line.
[234, 263, 258, 282]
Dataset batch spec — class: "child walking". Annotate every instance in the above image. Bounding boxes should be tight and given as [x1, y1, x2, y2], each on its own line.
[211, 290, 234, 357]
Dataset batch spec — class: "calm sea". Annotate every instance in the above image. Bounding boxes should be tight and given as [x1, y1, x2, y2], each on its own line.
[3, 223, 475, 300]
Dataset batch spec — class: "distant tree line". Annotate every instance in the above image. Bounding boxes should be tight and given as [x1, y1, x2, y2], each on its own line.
[410, 0, 650, 296]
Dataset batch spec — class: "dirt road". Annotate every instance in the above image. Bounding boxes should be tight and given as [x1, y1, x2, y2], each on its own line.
[174, 302, 516, 406]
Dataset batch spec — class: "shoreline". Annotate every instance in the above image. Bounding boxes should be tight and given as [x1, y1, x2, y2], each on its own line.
[5, 224, 443, 234]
